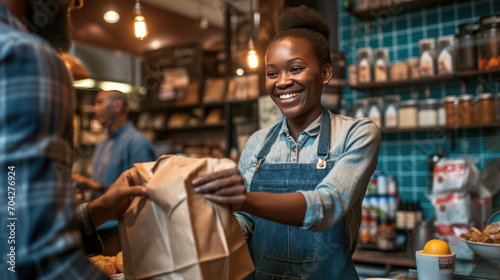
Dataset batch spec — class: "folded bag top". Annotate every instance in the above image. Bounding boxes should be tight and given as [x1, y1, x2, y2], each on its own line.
[119, 155, 255, 280]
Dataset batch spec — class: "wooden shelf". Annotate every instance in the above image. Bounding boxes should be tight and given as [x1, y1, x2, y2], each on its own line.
[353, 249, 415, 269]
[159, 123, 226, 132]
[381, 123, 500, 133]
[349, 75, 456, 91]
[348, 70, 500, 91]
[347, 0, 468, 21]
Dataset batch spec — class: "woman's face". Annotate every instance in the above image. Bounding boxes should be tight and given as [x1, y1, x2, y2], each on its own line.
[265, 37, 331, 122]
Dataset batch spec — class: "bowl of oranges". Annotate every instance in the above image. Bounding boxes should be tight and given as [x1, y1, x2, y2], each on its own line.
[416, 239, 455, 280]
[460, 222, 500, 263]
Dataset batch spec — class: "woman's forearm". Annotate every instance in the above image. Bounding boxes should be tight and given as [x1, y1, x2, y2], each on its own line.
[241, 192, 307, 226]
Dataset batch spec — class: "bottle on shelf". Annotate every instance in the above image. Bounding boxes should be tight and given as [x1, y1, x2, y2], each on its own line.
[395, 201, 408, 250]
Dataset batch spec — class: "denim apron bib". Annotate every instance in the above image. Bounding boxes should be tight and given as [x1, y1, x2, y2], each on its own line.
[246, 109, 359, 280]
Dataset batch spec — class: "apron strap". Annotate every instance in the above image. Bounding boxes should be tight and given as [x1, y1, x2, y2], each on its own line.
[256, 109, 331, 169]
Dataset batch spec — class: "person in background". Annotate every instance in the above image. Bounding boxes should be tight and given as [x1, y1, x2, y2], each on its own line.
[192, 5, 380, 279]
[0, 1, 147, 279]
[72, 90, 156, 197]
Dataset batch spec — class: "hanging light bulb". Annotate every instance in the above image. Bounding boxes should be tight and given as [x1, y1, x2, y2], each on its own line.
[247, 0, 258, 69]
[247, 38, 258, 69]
[133, 0, 148, 40]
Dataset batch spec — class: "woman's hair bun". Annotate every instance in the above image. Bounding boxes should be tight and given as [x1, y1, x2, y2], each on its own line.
[275, 5, 330, 42]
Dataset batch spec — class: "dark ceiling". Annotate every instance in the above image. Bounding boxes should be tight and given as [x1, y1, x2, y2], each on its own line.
[70, 0, 225, 56]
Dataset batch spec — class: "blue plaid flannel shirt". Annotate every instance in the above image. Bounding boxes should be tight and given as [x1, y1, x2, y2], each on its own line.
[0, 4, 108, 279]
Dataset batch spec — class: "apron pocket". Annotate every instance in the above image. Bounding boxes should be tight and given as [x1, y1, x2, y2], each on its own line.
[255, 270, 306, 280]
[263, 220, 318, 262]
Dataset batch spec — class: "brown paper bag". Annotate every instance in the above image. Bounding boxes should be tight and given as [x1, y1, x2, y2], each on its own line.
[119, 155, 254, 280]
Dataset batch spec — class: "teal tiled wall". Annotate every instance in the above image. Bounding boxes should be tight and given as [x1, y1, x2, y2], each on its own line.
[338, 0, 500, 219]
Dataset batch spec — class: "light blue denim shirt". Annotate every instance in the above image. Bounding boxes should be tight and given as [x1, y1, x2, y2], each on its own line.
[236, 110, 380, 252]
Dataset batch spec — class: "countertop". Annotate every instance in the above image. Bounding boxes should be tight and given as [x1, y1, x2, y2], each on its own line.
[353, 250, 500, 279]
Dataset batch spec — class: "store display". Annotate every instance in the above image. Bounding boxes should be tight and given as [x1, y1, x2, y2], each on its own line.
[478, 14, 500, 71]
[437, 35, 455, 75]
[357, 0, 369, 11]
[354, 99, 368, 118]
[478, 93, 495, 124]
[367, 97, 383, 127]
[398, 100, 418, 128]
[168, 112, 190, 128]
[204, 108, 223, 124]
[444, 96, 459, 127]
[348, 64, 358, 86]
[203, 77, 226, 103]
[374, 48, 389, 82]
[390, 61, 409, 81]
[357, 47, 373, 83]
[459, 94, 474, 126]
[369, 0, 381, 9]
[158, 67, 190, 101]
[380, 0, 392, 7]
[175, 82, 200, 106]
[419, 38, 436, 77]
[457, 22, 480, 72]
[418, 99, 438, 127]
[408, 57, 420, 79]
[438, 100, 446, 126]
[384, 95, 400, 128]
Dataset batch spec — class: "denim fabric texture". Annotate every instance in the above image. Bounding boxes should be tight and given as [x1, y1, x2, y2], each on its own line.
[236, 109, 380, 279]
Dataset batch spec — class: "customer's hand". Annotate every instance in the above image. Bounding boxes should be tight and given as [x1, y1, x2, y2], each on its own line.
[89, 170, 147, 228]
[72, 173, 104, 191]
[192, 167, 247, 211]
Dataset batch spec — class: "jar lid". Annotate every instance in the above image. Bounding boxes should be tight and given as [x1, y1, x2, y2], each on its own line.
[459, 94, 474, 101]
[480, 14, 500, 27]
[479, 93, 494, 99]
[444, 95, 457, 102]
[422, 99, 439, 105]
[458, 22, 480, 34]
[400, 100, 418, 106]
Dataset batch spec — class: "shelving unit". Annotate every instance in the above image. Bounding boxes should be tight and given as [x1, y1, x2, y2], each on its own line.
[348, 70, 500, 91]
[380, 122, 500, 133]
[346, 0, 469, 21]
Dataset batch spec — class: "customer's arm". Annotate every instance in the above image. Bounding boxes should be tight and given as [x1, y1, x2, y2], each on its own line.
[75, 171, 147, 256]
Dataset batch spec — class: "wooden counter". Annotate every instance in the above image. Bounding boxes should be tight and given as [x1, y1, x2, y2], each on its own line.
[353, 249, 416, 273]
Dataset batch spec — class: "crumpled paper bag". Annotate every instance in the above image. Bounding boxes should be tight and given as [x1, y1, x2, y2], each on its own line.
[119, 155, 254, 280]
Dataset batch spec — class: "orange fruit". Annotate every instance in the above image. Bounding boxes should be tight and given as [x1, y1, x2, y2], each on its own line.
[423, 239, 452, 255]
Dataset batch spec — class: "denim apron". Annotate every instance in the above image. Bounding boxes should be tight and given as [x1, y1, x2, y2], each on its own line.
[246, 109, 359, 280]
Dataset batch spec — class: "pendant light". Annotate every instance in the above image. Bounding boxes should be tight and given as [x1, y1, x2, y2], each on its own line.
[133, 0, 148, 40]
[247, 0, 258, 69]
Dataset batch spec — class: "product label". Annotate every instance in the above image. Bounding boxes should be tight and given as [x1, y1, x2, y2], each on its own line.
[438, 257, 454, 273]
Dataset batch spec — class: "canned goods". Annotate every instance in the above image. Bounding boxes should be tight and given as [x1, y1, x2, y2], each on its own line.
[368, 174, 378, 195]
[378, 174, 387, 195]
[387, 175, 397, 195]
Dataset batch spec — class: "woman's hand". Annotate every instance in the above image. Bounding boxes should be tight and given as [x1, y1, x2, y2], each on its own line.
[192, 167, 247, 212]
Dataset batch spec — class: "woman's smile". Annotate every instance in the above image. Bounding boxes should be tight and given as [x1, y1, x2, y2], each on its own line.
[277, 90, 304, 101]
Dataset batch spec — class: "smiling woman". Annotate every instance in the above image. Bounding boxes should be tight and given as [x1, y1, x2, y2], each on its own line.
[191, 5, 381, 280]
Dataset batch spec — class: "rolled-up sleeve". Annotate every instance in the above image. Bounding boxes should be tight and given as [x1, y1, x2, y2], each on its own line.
[298, 119, 381, 231]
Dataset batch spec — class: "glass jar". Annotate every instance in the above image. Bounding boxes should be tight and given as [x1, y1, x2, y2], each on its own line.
[444, 96, 459, 127]
[385, 101, 398, 128]
[478, 93, 495, 124]
[368, 103, 382, 128]
[438, 100, 446, 126]
[457, 22, 480, 72]
[478, 15, 500, 71]
[398, 100, 418, 128]
[418, 99, 438, 127]
[459, 94, 475, 126]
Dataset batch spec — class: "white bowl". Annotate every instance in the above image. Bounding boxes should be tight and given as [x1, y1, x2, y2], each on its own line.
[462, 240, 500, 263]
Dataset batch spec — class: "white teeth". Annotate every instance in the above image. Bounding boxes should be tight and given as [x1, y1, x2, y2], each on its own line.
[279, 92, 302, 100]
